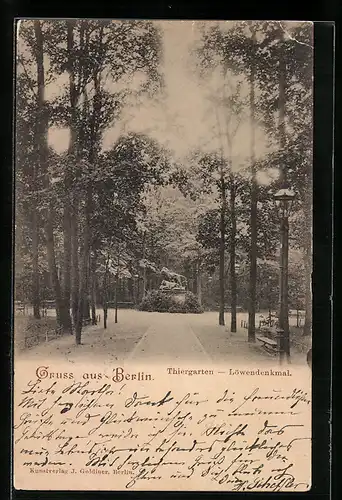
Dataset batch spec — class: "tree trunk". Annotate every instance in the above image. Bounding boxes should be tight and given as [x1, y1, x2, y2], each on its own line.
[31, 33, 41, 320]
[91, 300, 97, 325]
[81, 32, 102, 329]
[83, 297, 90, 320]
[303, 244, 312, 336]
[67, 20, 80, 334]
[302, 173, 312, 336]
[81, 184, 92, 325]
[103, 305, 108, 329]
[75, 186, 92, 345]
[114, 278, 118, 324]
[103, 254, 110, 329]
[75, 246, 84, 345]
[71, 194, 79, 329]
[115, 249, 120, 324]
[197, 260, 202, 306]
[76, 195, 90, 344]
[248, 195, 257, 342]
[34, 20, 70, 330]
[142, 231, 147, 299]
[278, 27, 291, 359]
[278, 27, 287, 178]
[31, 196, 40, 319]
[128, 267, 134, 302]
[62, 128, 73, 330]
[230, 179, 237, 332]
[45, 218, 65, 327]
[221, 65, 239, 333]
[219, 173, 226, 326]
[248, 24, 257, 342]
[63, 197, 72, 331]
[72, 23, 94, 344]
[90, 252, 97, 325]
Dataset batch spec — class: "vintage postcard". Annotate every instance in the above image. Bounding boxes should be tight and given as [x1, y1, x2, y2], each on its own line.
[13, 20, 313, 492]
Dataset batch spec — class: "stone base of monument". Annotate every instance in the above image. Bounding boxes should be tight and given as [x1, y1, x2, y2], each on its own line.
[161, 289, 186, 304]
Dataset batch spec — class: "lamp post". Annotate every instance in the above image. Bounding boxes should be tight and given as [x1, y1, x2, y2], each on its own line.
[273, 188, 296, 364]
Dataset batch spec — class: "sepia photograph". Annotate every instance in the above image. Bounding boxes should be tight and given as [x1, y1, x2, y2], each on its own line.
[13, 20, 313, 492]
[14, 20, 313, 367]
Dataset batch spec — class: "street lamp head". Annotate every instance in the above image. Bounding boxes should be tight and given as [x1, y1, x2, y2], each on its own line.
[273, 188, 296, 218]
[274, 188, 296, 202]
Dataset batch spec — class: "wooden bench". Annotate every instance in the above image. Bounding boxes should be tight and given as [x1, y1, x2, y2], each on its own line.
[45, 325, 63, 343]
[24, 325, 63, 348]
[42, 300, 55, 309]
[117, 302, 135, 309]
[256, 335, 278, 354]
[15, 301, 27, 315]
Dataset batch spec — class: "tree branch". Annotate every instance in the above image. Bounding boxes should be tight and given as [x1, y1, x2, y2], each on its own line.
[18, 55, 38, 99]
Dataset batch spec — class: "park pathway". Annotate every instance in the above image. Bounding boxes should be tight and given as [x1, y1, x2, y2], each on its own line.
[126, 313, 212, 363]
[15, 310, 308, 366]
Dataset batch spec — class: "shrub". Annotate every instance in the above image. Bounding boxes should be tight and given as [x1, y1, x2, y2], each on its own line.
[184, 292, 203, 313]
[168, 303, 184, 313]
[139, 290, 203, 314]
[139, 290, 173, 312]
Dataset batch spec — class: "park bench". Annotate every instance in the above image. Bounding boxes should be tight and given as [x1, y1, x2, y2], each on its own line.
[117, 301, 135, 309]
[82, 317, 92, 326]
[256, 334, 278, 354]
[107, 301, 135, 309]
[23, 324, 63, 348]
[45, 325, 63, 343]
[17, 304, 26, 315]
[42, 300, 55, 308]
[40, 301, 55, 317]
[15, 301, 27, 315]
[256, 322, 279, 354]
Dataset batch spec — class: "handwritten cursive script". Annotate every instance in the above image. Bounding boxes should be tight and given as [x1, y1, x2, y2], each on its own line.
[14, 363, 311, 492]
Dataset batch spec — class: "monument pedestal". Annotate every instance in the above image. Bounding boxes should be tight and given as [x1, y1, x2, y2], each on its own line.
[161, 289, 186, 304]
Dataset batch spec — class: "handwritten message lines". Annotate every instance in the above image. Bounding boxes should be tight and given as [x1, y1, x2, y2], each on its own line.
[13, 361, 311, 492]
